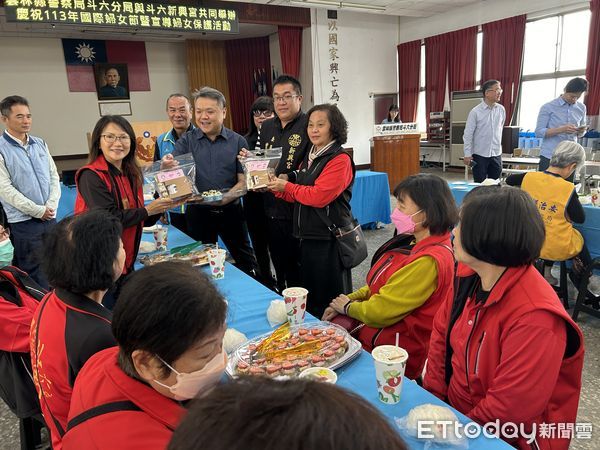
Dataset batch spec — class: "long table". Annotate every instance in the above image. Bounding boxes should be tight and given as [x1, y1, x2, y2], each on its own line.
[138, 226, 510, 449]
[57, 171, 392, 228]
[449, 181, 600, 258]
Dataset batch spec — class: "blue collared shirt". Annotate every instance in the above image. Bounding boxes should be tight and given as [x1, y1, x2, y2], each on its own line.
[463, 100, 506, 158]
[535, 96, 587, 159]
[172, 126, 246, 193]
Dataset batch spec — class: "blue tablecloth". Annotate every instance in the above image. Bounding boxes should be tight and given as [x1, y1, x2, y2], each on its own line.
[351, 170, 392, 228]
[449, 181, 600, 259]
[138, 226, 510, 449]
[57, 184, 77, 220]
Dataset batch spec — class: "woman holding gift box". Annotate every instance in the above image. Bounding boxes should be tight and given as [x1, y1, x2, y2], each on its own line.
[322, 174, 458, 380]
[267, 104, 355, 318]
[424, 186, 584, 450]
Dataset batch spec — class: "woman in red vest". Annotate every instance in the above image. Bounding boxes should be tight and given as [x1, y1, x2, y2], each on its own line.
[323, 174, 458, 379]
[424, 186, 584, 450]
[74, 116, 176, 296]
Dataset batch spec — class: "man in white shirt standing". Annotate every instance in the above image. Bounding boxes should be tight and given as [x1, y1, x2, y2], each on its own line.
[463, 80, 506, 183]
[0, 96, 60, 288]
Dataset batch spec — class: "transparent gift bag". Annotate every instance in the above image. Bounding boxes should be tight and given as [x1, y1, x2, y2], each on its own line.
[143, 154, 199, 201]
[241, 147, 283, 191]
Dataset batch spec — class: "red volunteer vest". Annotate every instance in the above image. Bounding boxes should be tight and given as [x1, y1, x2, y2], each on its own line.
[357, 233, 454, 379]
[74, 155, 143, 273]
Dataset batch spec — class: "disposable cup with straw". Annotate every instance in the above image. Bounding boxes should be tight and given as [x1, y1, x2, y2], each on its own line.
[372, 335, 409, 404]
[207, 243, 226, 279]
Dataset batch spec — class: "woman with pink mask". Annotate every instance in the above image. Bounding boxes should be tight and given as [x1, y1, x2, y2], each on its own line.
[323, 174, 458, 379]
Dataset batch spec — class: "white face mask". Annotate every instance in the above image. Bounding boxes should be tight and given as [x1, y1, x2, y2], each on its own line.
[153, 348, 227, 401]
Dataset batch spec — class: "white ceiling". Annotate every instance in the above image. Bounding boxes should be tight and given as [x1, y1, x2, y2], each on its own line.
[0, 7, 277, 41]
[222, 0, 483, 17]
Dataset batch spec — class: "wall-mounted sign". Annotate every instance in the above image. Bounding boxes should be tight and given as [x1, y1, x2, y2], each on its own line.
[373, 123, 419, 136]
[5, 0, 239, 34]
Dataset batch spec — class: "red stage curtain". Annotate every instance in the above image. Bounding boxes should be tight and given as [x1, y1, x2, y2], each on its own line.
[586, 0, 600, 116]
[278, 26, 303, 78]
[397, 40, 421, 123]
[225, 37, 271, 135]
[482, 15, 526, 125]
[447, 27, 477, 93]
[425, 34, 448, 126]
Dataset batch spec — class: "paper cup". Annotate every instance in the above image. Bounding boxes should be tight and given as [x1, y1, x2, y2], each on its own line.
[207, 249, 227, 279]
[153, 226, 168, 251]
[372, 345, 409, 404]
[282, 287, 308, 325]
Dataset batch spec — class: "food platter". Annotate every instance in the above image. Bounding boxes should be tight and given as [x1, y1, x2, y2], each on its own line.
[226, 321, 362, 378]
[138, 243, 216, 266]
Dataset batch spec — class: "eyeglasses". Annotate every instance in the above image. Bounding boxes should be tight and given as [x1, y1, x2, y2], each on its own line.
[273, 95, 299, 104]
[486, 88, 503, 94]
[101, 134, 131, 144]
[253, 110, 274, 118]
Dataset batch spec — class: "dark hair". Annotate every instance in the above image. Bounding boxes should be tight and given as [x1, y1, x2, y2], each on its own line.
[481, 79, 500, 95]
[564, 77, 588, 94]
[112, 262, 227, 377]
[89, 115, 141, 185]
[387, 104, 400, 122]
[460, 186, 545, 267]
[0, 95, 29, 117]
[168, 377, 408, 450]
[273, 75, 302, 96]
[192, 86, 226, 108]
[393, 174, 459, 235]
[306, 103, 348, 145]
[165, 93, 191, 110]
[244, 96, 275, 143]
[41, 210, 123, 294]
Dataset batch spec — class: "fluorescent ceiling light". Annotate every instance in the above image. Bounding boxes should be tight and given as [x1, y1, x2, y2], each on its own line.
[289, 0, 386, 12]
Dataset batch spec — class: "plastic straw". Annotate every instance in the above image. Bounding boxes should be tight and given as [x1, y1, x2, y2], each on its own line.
[395, 333, 399, 348]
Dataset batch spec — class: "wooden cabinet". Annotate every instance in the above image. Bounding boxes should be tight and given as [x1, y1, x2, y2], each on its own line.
[371, 134, 420, 192]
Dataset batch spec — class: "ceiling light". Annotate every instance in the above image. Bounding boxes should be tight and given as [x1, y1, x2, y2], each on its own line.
[289, 0, 386, 13]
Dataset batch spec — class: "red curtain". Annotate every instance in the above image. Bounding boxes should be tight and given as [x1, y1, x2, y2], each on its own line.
[397, 40, 421, 123]
[586, 0, 600, 116]
[447, 27, 477, 93]
[482, 15, 526, 125]
[278, 26, 303, 78]
[225, 37, 271, 135]
[425, 34, 448, 126]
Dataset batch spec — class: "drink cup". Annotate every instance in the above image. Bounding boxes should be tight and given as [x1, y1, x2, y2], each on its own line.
[281, 287, 308, 325]
[372, 345, 409, 404]
[207, 248, 227, 279]
[153, 226, 168, 251]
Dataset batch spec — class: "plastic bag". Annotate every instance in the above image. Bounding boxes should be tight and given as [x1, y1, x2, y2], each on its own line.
[242, 147, 282, 191]
[266, 299, 287, 327]
[223, 328, 248, 354]
[143, 154, 198, 200]
[395, 404, 469, 449]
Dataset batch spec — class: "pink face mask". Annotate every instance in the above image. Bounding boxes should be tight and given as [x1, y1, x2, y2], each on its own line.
[391, 208, 422, 235]
[154, 348, 227, 401]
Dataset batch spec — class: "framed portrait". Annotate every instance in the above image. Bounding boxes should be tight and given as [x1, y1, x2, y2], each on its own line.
[94, 63, 130, 100]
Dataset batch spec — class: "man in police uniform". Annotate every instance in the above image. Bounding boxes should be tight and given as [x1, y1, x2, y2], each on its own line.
[259, 75, 311, 292]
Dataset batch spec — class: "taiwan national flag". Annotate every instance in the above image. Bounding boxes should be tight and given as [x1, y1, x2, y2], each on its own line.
[62, 39, 150, 92]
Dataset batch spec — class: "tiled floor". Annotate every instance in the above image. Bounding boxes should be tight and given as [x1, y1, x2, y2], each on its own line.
[0, 165, 597, 449]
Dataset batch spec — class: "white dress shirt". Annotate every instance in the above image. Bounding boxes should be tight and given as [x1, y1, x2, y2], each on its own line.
[463, 100, 506, 158]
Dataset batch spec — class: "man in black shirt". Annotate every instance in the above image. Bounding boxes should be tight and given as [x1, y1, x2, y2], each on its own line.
[258, 75, 311, 291]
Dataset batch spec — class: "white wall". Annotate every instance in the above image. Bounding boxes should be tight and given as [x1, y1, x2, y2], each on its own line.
[311, 9, 398, 165]
[0, 38, 188, 156]
[399, 0, 588, 43]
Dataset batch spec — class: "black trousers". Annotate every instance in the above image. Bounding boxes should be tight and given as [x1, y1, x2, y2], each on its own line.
[267, 218, 301, 292]
[300, 238, 352, 319]
[472, 154, 502, 183]
[244, 192, 275, 289]
[185, 202, 258, 277]
[10, 218, 56, 289]
[168, 211, 188, 235]
[539, 156, 575, 182]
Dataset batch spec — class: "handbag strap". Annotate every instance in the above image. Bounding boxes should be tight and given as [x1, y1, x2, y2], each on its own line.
[314, 208, 338, 233]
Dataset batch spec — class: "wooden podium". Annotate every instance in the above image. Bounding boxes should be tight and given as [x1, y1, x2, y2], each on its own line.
[371, 133, 420, 192]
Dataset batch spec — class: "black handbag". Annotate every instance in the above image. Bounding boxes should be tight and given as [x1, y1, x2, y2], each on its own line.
[315, 210, 368, 269]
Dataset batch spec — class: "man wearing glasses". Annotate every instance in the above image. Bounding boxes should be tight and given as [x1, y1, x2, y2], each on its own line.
[535, 77, 588, 180]
[258, 75, 311, 292]
[463, 79, 506, 182]
[0, 96, 60, 288]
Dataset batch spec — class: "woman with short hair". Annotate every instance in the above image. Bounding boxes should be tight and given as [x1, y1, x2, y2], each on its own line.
[30, 210, 125, 450]
[323, 174, 458, 379]
[62, 262, 228, 449]
[424, 186, 584, 450]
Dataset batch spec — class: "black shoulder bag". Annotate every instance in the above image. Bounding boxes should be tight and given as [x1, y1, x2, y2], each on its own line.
[314, 209, 368, 269]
